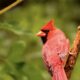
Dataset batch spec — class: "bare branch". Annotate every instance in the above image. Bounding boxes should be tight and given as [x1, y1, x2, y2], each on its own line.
[64, 26, 80, 79]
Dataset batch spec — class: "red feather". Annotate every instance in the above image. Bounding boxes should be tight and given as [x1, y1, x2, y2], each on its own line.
[37, 20, 70, 80]
[41, 20, 56, 31]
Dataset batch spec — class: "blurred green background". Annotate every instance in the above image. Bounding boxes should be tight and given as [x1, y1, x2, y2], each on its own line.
[0, 0, 80, 80]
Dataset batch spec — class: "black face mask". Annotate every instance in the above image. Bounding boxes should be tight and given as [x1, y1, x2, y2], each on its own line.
[41, 30, 49, 44]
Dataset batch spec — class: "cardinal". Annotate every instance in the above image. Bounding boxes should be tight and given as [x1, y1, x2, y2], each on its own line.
[37, 20, 70, 80]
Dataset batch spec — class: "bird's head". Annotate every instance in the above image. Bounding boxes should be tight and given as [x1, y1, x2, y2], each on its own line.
[36, 20, 56, 44]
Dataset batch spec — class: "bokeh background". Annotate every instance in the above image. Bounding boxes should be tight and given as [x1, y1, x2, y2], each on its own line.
[0, 0, 80, 80]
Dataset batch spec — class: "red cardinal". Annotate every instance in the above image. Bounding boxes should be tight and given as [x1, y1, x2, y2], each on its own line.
[37, 20, 70, 80]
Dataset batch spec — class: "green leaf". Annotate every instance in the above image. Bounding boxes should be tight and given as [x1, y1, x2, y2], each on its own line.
[8, 40, 26, 62]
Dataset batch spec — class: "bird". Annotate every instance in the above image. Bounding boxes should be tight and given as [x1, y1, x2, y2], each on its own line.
[36, 20, 70, 80]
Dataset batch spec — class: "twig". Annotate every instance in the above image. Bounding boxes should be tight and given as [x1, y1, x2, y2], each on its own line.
[64, 26, 80, 79]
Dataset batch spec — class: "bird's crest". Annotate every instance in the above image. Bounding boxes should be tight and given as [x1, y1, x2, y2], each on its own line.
[41, 20, 56, 31]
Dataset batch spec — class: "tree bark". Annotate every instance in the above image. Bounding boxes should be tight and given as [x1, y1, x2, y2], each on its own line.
[64, 26, 80, 79]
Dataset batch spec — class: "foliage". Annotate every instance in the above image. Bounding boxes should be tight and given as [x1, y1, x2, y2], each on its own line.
[0, 0, 80, 80]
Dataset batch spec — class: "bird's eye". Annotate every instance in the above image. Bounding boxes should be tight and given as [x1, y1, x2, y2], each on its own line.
[0, 0, 22, 14]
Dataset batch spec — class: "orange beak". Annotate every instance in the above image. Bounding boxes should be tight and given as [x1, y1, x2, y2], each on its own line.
[36, 31, 46, 37]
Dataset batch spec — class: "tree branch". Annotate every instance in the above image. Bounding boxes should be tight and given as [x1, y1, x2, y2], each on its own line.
[64, 26, 80, 79]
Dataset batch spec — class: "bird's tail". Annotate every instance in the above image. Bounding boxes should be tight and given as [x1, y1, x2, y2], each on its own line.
[52, 65, 68, 80]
